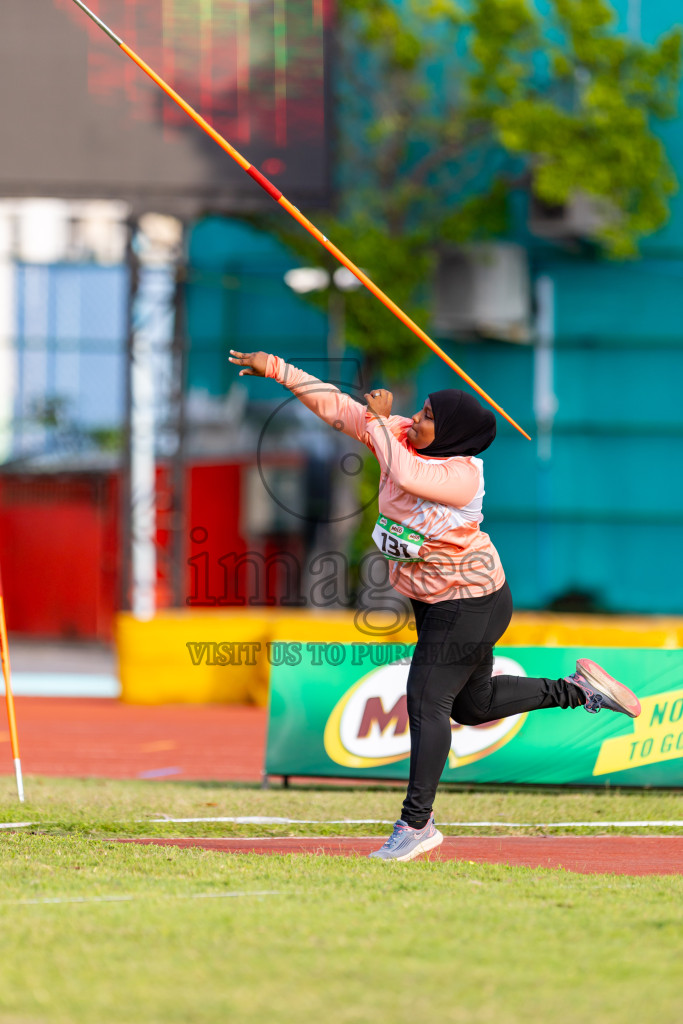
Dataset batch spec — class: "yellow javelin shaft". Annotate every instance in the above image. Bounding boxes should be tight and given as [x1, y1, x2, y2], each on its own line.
[69, 0, 531, 440]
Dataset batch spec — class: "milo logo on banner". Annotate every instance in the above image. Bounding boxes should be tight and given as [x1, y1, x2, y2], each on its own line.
[323, 656, 527, 770]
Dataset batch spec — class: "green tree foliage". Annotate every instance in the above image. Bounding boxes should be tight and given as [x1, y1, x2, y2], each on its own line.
[263, 0, 681, 378]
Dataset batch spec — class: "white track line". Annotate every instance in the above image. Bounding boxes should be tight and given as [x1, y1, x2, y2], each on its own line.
[4, 817, 683, 831]
[145, 816, 683, 828]
[3, 890, 285, 906]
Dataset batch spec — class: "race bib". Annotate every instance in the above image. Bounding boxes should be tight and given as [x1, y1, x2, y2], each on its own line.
[372, 515, 425, 562]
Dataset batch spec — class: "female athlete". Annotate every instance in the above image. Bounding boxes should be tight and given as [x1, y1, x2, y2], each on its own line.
[229, 349, 641, 862]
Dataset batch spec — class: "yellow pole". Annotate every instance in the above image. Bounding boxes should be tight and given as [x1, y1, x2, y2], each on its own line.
[0, 570, 25, 802]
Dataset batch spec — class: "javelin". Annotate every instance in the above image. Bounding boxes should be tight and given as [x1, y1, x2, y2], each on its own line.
[69, 0, 530, 440]
[0, 567, 25, 802]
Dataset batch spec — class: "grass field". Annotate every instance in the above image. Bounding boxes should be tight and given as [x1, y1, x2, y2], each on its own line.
[3, 775, 683, 836]
[1, 777, 682, 1024]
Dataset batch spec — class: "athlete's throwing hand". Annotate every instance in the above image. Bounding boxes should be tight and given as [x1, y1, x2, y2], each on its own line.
[365, 388, 393, 418]
[229, 350, 269, 377]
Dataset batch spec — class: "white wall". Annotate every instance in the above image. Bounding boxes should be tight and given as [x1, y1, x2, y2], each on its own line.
[0, 209, 15, 463]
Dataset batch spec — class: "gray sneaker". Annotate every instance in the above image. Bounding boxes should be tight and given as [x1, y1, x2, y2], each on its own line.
[368, 814, 444, 862]
[565, 659, 641, 719]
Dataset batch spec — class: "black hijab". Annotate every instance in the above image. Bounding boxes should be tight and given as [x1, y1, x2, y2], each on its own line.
[418, 389, 496, 458]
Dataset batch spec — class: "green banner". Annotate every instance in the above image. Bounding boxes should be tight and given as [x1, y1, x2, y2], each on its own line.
[265, 645, 683, 786]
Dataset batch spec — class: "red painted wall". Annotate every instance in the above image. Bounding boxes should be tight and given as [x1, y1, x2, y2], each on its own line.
[0, 474, 119, 640]
[0, 459, 305, 640]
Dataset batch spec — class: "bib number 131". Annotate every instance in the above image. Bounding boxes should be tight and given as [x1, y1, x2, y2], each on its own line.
[372, 518, 423, 561]
[380, 531, 410, 559]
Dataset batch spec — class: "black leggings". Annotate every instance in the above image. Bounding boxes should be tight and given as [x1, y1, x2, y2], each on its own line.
[401, 581, 584, 828]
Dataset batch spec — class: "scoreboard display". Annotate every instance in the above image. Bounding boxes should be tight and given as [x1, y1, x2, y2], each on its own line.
[0, 0, 331, 210]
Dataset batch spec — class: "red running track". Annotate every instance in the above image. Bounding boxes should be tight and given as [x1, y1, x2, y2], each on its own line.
[5, 698, 683, 875]
[3, 698, 267, 781]
[115, 836, 683, 875]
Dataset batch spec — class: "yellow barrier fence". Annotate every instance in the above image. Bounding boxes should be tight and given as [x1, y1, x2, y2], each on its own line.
[116, 609, 683, 706]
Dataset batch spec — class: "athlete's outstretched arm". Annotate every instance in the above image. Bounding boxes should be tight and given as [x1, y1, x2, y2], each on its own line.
[229, 349, 399, 446]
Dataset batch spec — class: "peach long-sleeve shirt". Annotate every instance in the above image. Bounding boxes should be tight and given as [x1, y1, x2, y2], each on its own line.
[266, 356, 505, 602]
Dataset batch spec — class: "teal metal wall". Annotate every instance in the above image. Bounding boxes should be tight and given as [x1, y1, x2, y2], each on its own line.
[186, 217, 328, 403]
[416, 255, 683, 613]
[187, 1, 683, 614]
[395, 0, 683, 614]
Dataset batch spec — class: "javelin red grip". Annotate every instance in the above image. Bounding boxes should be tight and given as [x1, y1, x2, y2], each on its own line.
[247, 166, 283, 201]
